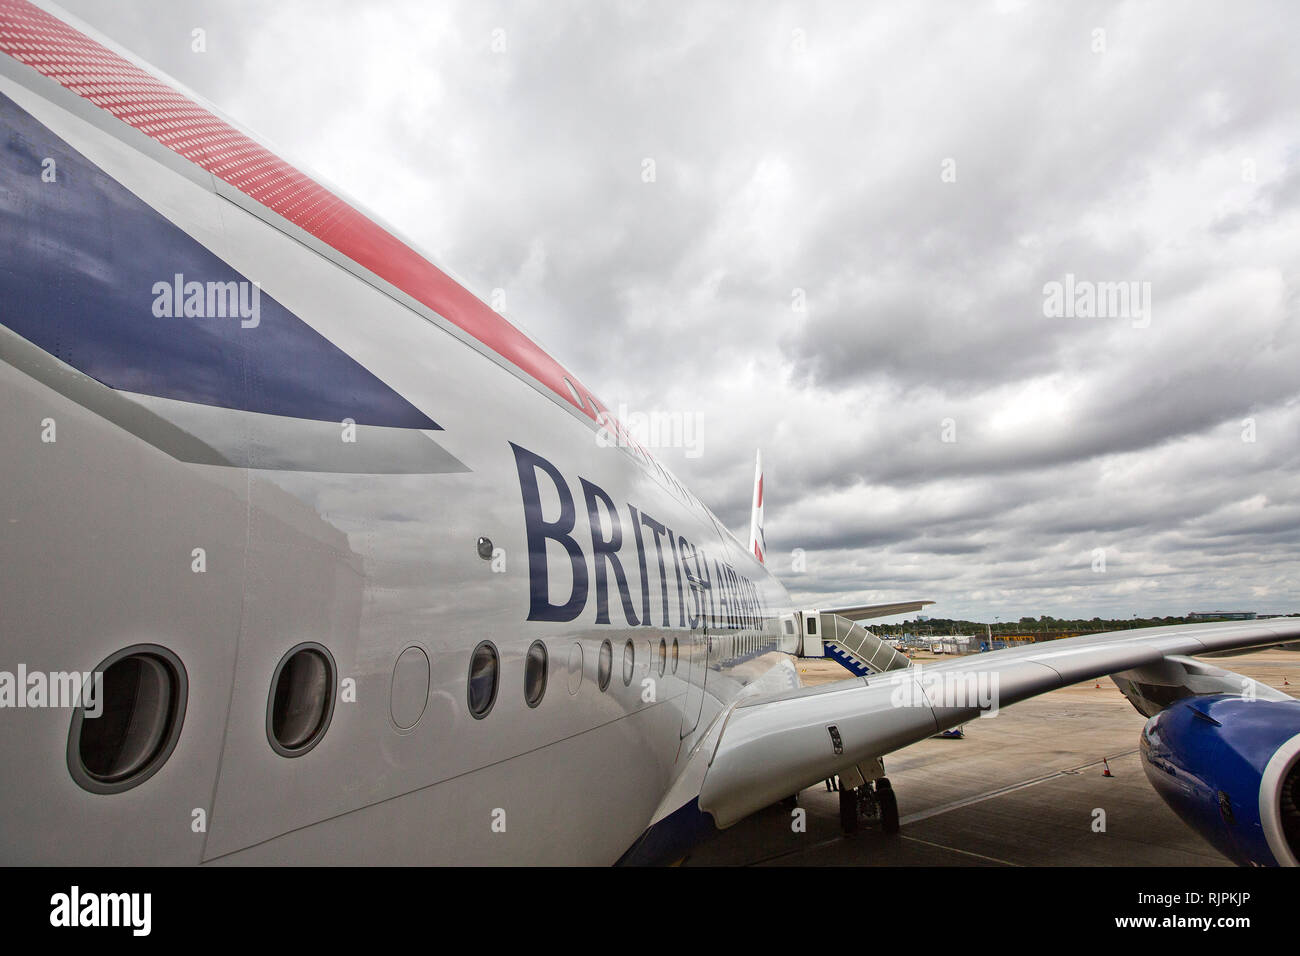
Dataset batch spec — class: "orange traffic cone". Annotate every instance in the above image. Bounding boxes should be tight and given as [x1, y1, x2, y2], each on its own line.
[1102, 758, 1113, 777]
[1094, 680, 1101, 689]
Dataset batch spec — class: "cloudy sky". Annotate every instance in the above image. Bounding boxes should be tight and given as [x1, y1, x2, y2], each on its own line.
[55, 0, 1300, 622]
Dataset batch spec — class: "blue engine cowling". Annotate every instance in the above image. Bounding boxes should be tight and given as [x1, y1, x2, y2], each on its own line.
[1141, 695, 1300, 866]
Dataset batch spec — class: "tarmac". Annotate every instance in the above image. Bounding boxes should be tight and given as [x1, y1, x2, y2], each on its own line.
[684, 647, 1300, 866]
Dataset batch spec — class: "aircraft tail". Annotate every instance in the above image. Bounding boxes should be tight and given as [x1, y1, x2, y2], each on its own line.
[748, 449, 765, 563]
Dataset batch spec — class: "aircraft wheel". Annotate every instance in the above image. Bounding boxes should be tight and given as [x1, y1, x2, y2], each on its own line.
[877, 779, 900, 834]
[839, 787, 859, 834]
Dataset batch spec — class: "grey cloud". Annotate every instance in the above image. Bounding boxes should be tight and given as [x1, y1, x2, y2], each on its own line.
[55, 0, 1300, 620]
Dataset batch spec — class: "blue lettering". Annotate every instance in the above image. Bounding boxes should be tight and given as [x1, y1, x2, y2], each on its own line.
[580, 477, 639, 626]
[511, 443, 588, 622]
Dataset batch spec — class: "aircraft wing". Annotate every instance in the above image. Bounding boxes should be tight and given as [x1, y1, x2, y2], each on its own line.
[698, 618, 1300, 827]
[820, 600, 935, 621]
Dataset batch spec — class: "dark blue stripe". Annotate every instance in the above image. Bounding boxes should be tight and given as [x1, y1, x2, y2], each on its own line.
[824, 642, 871, 677]
[616, 797, 718, 865]
[0, 92, 438, 430]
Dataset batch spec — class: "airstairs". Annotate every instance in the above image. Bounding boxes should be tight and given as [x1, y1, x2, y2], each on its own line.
[818, 613, 911, 676]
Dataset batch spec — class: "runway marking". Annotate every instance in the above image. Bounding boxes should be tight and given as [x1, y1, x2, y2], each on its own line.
[898, 834, 1019, 866]
[745, 824, 1024, 867]
[746, 834, 852, 865]
[899, 748, 1139, 826]
[742, 748, 1139, 866]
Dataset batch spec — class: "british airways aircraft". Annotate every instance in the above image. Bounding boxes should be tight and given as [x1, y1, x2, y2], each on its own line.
[1, 0, 1298, 867]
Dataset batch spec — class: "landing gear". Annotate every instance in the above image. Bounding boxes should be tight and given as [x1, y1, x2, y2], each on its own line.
[876, 777, 900, 834]
[839, 786, 859, 834]
[838, 777, 900, 835]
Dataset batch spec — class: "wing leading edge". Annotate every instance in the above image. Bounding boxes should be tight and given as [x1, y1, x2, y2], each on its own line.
[820, 600, 935, 621]
[697, 618, 1300, 827]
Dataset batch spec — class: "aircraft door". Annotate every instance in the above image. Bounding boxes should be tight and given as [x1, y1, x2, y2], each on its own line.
[681, 578, 708, 738]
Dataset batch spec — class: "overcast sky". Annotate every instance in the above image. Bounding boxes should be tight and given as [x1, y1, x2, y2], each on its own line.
[54, 0, 1300, 622]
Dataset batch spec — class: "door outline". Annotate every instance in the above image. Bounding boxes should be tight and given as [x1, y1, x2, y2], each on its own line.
[681, 577, 708, 738]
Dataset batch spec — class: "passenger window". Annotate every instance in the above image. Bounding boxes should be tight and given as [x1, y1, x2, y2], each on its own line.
[524, 640, 548, 708]
[467, 641, 500, 719]
[598, 639, 613, 691]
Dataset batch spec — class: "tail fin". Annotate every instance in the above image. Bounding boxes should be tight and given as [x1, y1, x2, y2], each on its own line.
[748, 449, 766, 564]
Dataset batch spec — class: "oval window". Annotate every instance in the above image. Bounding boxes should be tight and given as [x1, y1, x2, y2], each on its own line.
[567, 642, 584, 695]
[598, 639, 613, 691]
[467, 641, 500, 719]
[69, 645, 187, 794]
[623, 640, 635, 686]
[390, 645, 430, 731]
[672, 638, 679, 673]
[268, 643, 336, 756]
[658, 638, 667, 676]
[524, 640, 548, 708]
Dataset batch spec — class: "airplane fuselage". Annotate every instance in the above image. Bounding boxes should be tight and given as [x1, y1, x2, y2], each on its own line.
[0, 5, 798, 864]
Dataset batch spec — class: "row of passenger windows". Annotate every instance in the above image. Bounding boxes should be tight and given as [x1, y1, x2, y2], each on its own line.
[731, 633, 768, 658]
[467, 636, 682, 719]
[68, 632, 772, 795]
[68, 642, 337, 795]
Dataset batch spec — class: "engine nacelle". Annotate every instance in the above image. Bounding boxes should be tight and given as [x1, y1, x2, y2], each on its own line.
[1140, 695, 1300, 867]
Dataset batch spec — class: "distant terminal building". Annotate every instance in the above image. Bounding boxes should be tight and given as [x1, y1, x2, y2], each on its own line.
[1187, 611, 1256, 621]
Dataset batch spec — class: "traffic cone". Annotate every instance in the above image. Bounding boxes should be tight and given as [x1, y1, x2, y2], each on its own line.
[1102, 758, 1113, 777]
[1094, 680, 1101, 689]
[1284, 677, 1290, 686]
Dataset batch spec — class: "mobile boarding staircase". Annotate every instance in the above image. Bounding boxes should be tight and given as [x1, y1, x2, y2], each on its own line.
[813, 612, 912, 677]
